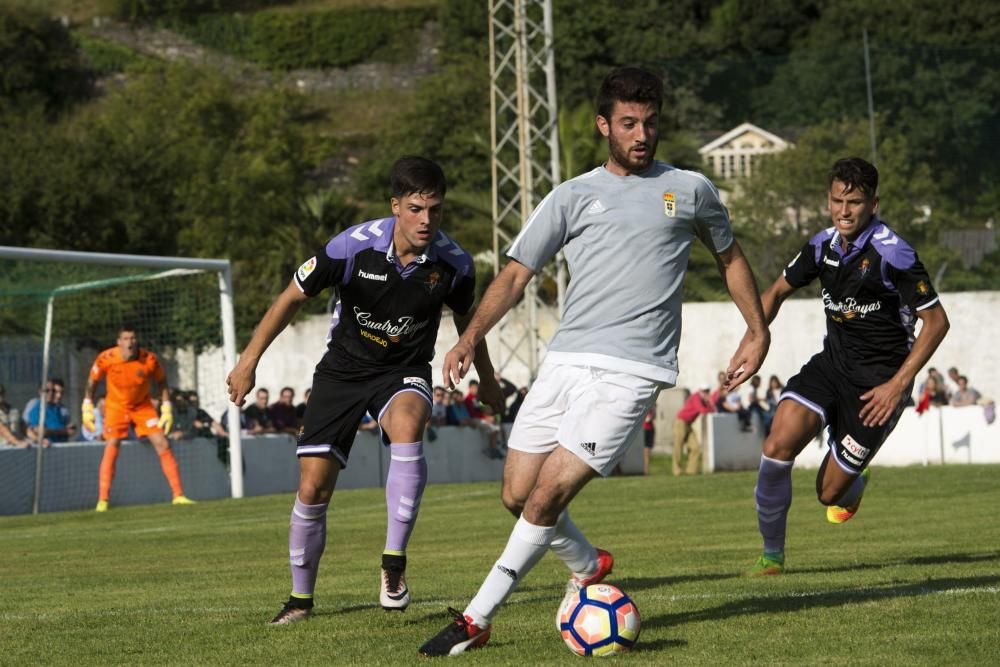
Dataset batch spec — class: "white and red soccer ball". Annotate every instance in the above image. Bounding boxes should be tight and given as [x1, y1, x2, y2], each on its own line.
[558, 584, 641, 657]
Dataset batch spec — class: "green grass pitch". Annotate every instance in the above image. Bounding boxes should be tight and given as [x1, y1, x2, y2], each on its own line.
[3, 460, 998, 665]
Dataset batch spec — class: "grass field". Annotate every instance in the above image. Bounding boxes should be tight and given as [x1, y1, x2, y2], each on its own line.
[3, 460, 998, 665]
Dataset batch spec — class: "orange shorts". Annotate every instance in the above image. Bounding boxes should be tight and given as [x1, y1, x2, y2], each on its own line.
[103, 401, 161, 440]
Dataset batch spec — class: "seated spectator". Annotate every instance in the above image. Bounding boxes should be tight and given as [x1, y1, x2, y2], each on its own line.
[745, 374, 769, 431]
[503, 387, 528, 424]
[447, 389, 502, 459]
[295, 388, 311, 423]
[917, 374, 949, 410]
[1, 384, 39, 448]
[24, 378, 76, 443]
[430, 386, 448, 427]
[950, 375, 981, 407]
[244, 388, 276, 434]
[187, 391, 226, 439]
[720, 388, 751, 431]
[219, 407, 249, 435]
[946, 366, 962, 396]
[269, 386, 300, 434]
[918, 368, 949, 401]
[167, 389, 193, 440]
[358, 413, 379, 432]
[709, 371, 728, 411]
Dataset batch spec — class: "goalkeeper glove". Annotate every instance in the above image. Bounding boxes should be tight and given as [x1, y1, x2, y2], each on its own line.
[158, 401, 174, 434]
[82, 399, 96, 432]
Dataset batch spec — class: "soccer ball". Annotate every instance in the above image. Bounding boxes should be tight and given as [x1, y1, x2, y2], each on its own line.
[558, 584, 641, 656]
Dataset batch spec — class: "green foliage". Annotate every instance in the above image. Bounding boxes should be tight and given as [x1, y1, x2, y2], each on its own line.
[76, 33, 148, 74]
[112, 0, 288, 20]
[169, 6, 436, 70]
[0, 5, 91, 115]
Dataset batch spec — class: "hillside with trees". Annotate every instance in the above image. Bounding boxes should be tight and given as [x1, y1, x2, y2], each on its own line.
[2, 0, 998, 339]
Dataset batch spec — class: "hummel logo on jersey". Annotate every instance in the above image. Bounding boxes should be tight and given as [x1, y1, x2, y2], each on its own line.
[359, 269, 388, 282]
[497, 565, 517, 581]
[823, 256, 840, 267]
[579, 441, 596, 456]
[587, 200, 606, 215]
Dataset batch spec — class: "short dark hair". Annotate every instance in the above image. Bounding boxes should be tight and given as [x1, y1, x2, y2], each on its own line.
[596, 67, 664, 120]
[829, 157, 879, 199]
[390, 155, 447, 199]
[118, 325, 137, 335]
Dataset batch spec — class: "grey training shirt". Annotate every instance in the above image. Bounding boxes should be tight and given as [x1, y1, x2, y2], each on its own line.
[508, 161, 733, 384]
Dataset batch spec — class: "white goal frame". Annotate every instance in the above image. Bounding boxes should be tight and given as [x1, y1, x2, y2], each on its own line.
[0, 246, 244, 509]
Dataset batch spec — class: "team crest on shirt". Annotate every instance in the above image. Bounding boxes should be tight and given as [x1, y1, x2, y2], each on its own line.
[426, 270, 442, 294]
[917, 280, 929, 295]
[859, 258, 870, 278]
[297, 256, 317, 282]
[663, 192, 676, 218]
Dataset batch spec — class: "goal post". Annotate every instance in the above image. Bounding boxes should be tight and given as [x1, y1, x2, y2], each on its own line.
[0, 246, 244, 511]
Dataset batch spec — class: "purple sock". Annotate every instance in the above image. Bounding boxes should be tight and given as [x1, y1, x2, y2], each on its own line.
[755, 455, 793, 554]
[289, 495, 328, 597]
[384, 441, 427, 554]
[835, 472, 867, 507]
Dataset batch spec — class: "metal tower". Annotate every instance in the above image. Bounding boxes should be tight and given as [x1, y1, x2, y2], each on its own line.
[488, 0, 564, 380]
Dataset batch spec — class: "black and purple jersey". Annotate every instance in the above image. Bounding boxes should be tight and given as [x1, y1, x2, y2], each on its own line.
[783, 217, 940, 387]
[294, 217, 475, 378]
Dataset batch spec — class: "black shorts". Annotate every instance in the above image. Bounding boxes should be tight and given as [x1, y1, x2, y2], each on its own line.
[781, 352, 911, 474]
[297, 362, 433, 467]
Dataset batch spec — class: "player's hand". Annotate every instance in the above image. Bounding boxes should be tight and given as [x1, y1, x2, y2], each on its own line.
[724, 328, 770, 391]
[226, 363, 256, 407]
[476, 375, 506, 417]
[859, 379, 905, 427]
[158, 401, 174, 433]
[81, 399, 96, 432]
[442, 339, 476, 390]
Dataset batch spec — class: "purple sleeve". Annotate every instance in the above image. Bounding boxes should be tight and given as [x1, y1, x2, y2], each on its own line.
[782, 232, 825, 288]
[874, 228, 939, 310]
[294, 227, 364, 297]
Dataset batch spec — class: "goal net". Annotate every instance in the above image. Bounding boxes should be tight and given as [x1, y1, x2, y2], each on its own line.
[0, 247, 242, 515]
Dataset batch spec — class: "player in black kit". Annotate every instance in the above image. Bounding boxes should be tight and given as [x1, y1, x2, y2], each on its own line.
[747, 157, 950, 576]
[227, 156, 503, 622]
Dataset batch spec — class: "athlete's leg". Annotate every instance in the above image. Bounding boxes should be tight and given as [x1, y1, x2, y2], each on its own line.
[464, 447, 598, 627]
[816, 452, 863, 506]
[98, 437, 122, 503]
[378, 391, 431, 555]
[754, 400, 822, 561]
[147, 431, 185, 498]
[289, 454, 340, 601]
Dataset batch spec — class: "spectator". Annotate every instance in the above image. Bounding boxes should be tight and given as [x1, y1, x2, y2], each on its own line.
[1, 384, 36, 448]
[946, 366, 961, 396]
[672, 384, 714, 476]
[709, 370, 727, 410]
[430, 386, 448, 427]
[918, 367, 948, 399]
[295, 388, 311, 423]
[720, 387, 751, 431]
[358, 413, 379, 432]
[642, 406, 656, 475]
[24, 378, 76, 443]
[766, 375, 784, 409]
[503, 386, 528, 424]
[950, 375, 981, 407]
[187, 391, 226, 439]
[917, 373, 949, 411]
[81, 397, 107, 442]
[220, 407, 249, 434]
[447, 389, 502, 459]
[166, 389, 192, 440]
[494, 372, 518, 419]
[464, 379, 486, 419]
[244, 388, 276, 434]
[269, 387, 300, 434]
[745, 375, 769, 431]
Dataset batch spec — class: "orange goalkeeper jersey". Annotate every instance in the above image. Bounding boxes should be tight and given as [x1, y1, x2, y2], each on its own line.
[90, 347, 165, 408]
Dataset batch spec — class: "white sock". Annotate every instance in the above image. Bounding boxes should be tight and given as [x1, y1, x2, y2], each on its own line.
[550, 510, 597, 577]
[465, 516, 556, 626]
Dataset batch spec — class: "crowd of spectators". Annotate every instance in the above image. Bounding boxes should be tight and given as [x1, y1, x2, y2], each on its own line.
[916, 366, 986, 412]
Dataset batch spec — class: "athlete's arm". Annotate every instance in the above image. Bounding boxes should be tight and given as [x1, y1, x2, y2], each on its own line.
[227, 280, 310, 407]
[442, 260, 535, 389]
[453, 308, 503, 415]
[760, 274, 798, 324]
[859, 303, 950, 427]
[714, 240, 770, 391]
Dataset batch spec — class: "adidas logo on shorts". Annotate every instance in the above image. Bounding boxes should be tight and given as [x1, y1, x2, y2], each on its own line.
[579, 442, 596, 456]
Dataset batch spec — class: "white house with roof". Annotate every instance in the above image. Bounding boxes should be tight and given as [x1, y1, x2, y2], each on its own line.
[698, 122, 791, 181]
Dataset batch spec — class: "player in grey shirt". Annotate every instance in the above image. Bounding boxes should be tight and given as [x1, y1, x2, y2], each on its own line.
[421, 66, 769, 657]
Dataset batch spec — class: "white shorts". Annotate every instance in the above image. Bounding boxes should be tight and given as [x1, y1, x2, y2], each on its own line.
[508, 361, 665, 476]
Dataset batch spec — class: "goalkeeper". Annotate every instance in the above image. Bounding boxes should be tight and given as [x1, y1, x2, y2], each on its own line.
[84, 325, 195, 512]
